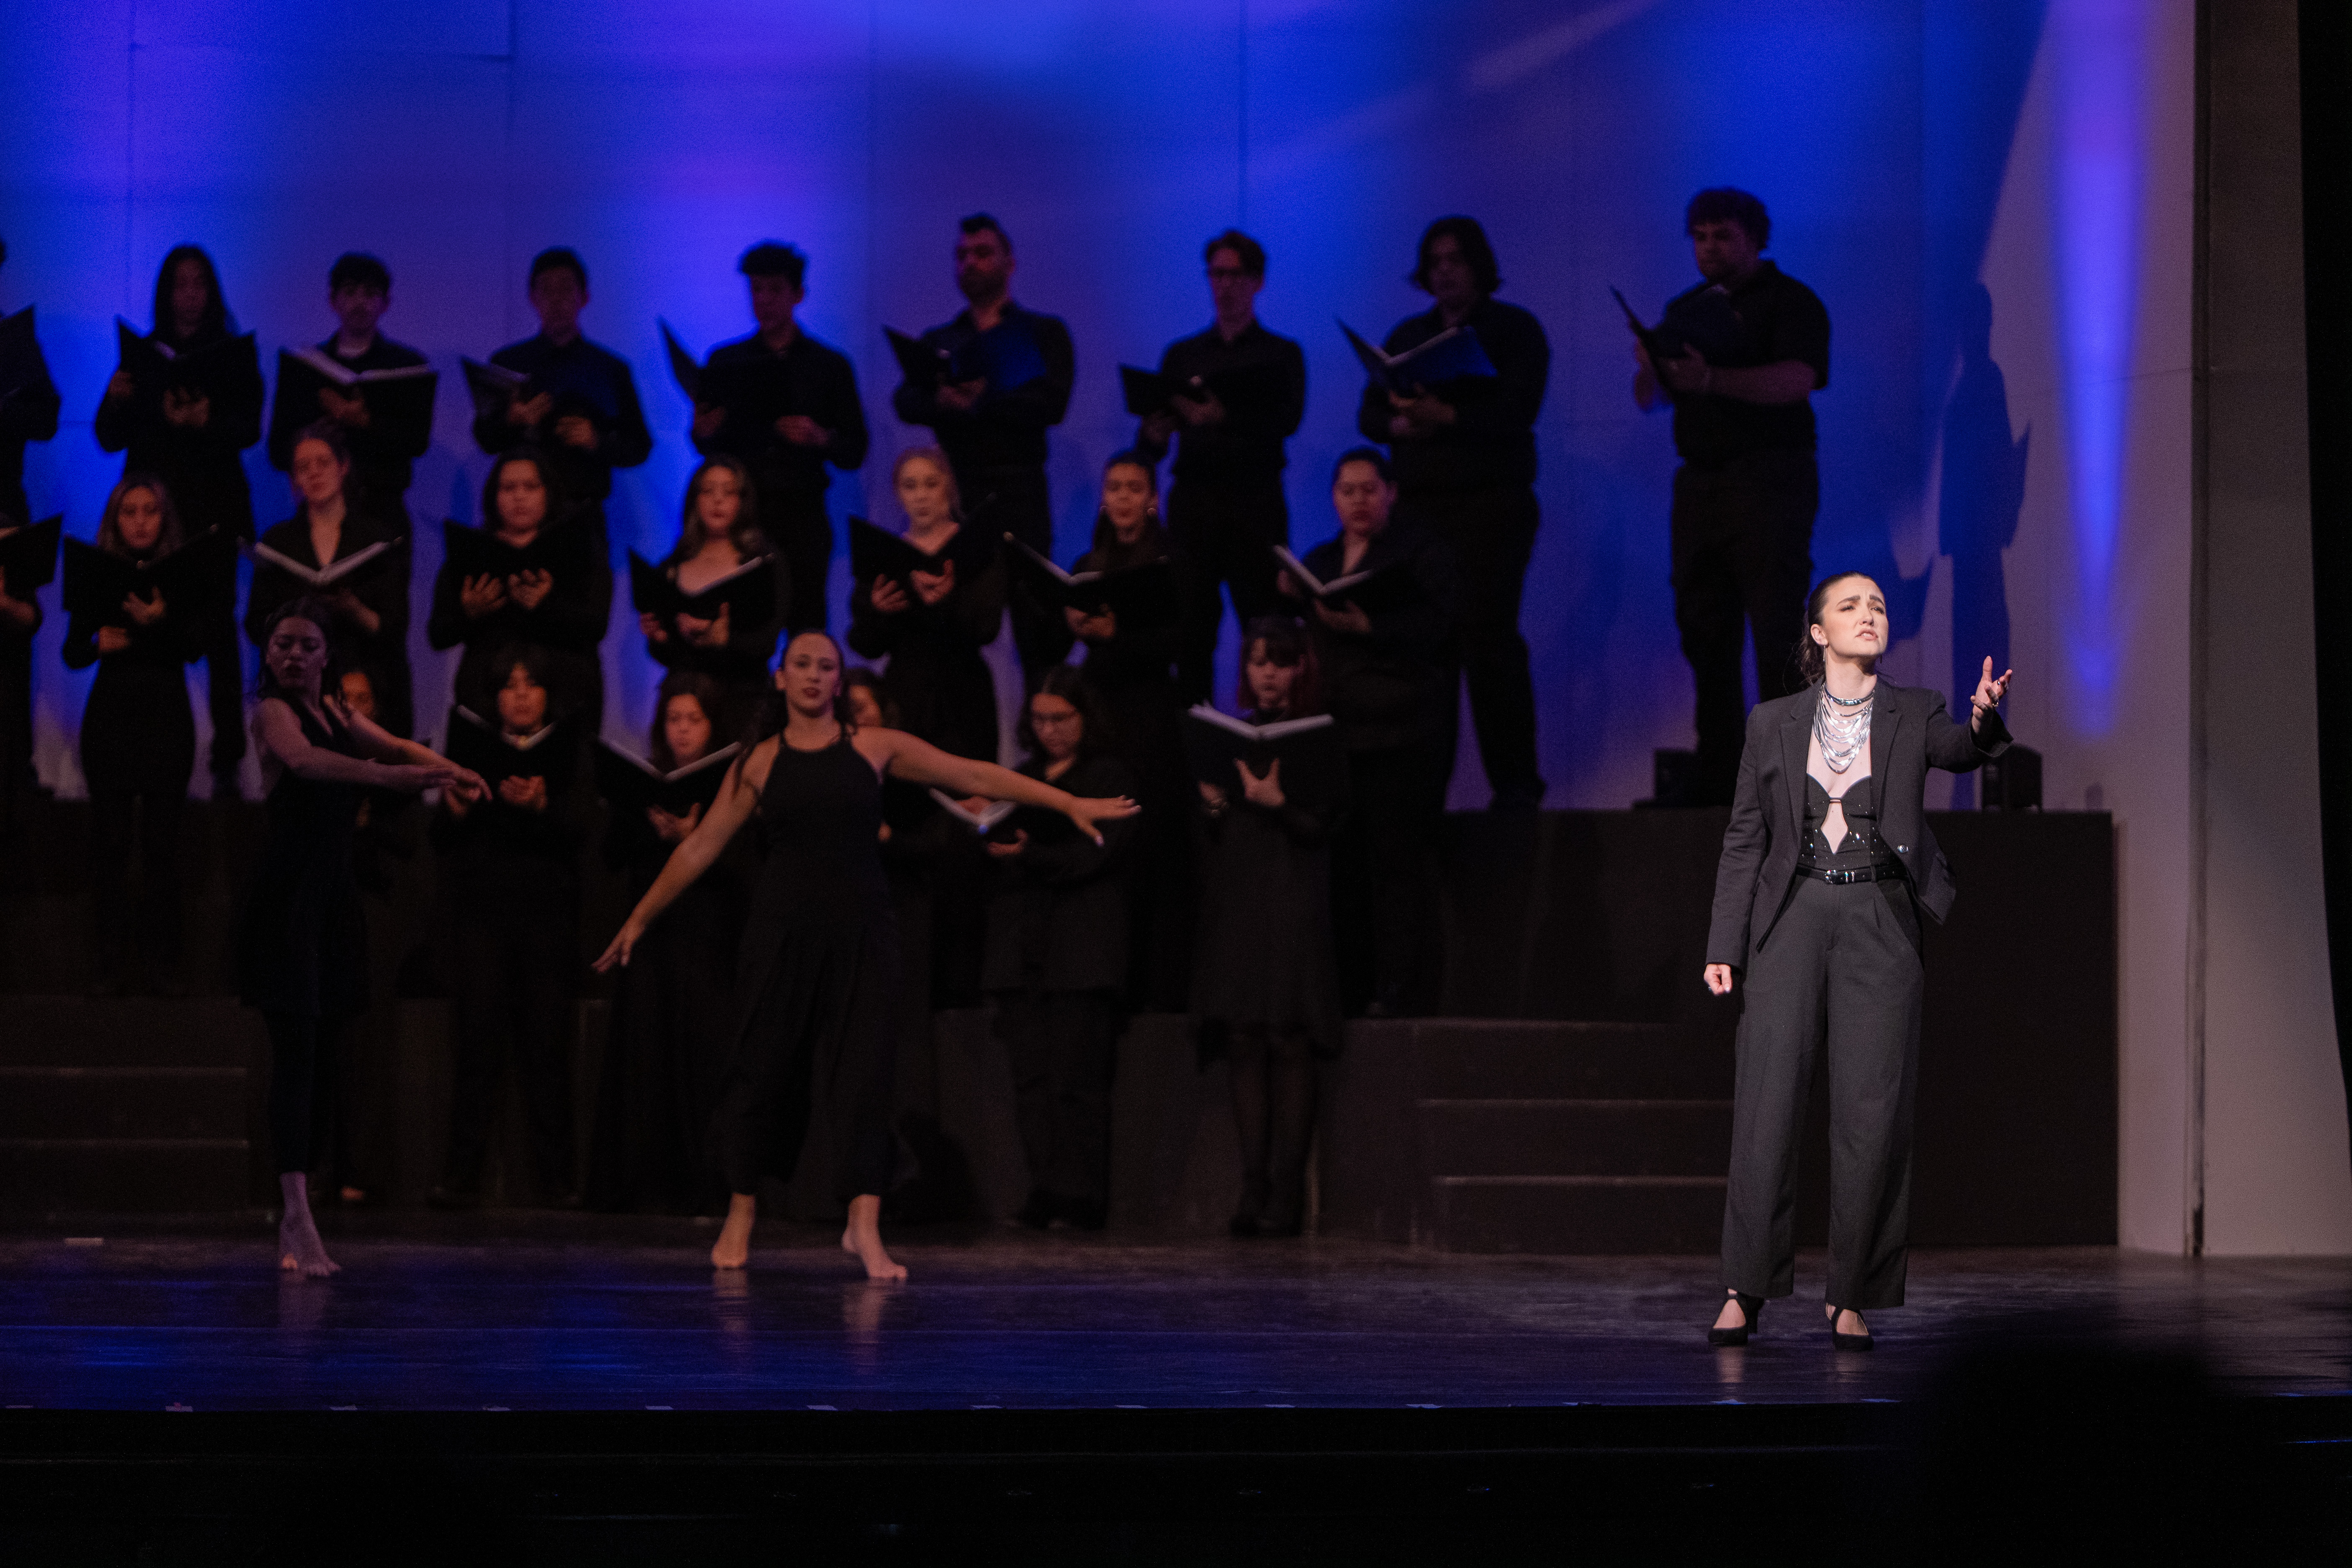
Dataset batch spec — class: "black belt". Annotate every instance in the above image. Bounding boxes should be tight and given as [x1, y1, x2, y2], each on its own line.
[1795, 860, 1907, 886]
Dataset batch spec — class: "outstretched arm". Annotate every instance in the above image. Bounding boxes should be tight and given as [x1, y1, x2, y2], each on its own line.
[594, 743, 767, 969]
[872, 728, 1137, 843]
[253, 698, 484, 797]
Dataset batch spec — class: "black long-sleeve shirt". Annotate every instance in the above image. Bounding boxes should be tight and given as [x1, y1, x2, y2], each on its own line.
[890, 303, 1074, 475]
[1299, 524, 1460, 753]
[1135, 320, 1306, 487]
[845, 529, 1004, 763]
[267, 333, 435, 505]
[243, 500, 413, 678]
[94, 325, 266, 538]
[0, 309, 61, 523]
[1354, 297, 1550, 494]
[426, 518, 613, 717]
[690, 328, 869, 503]
[470, 332, 653, 506]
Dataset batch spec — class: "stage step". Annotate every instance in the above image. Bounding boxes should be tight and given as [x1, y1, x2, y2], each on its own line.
[1416, 1098, 1731, 1178]
[0, 998, 258, 1214]
[1431, 1175, 1728, 1255]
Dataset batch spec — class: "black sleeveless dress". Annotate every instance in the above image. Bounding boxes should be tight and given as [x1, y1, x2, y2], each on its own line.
[711, 731, 901, 1202]
[237, 700, 369, 1016]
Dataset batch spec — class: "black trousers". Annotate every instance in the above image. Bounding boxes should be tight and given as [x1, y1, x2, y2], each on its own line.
[768, 489, 832, 635]
[263, 1010, 346, 1176]
[994, 986, 1119, 1206]
[1671, 450, 1818, 805]
[1330, 741, 1451, 1014]
[1399, 485, 1543, 806]
[89, 789, 183, 985]
[1166, 479, 1288, 706]
[200, 604, 246, 778]
[0, 644, 31, 831]
[1721, 874, 1923, 1310]
[961, 464, 1061, 691]
[443, 890, 578, 1198]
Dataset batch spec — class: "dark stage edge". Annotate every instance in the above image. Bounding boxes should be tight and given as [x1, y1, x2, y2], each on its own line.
[3, 1226, 2348, 1562]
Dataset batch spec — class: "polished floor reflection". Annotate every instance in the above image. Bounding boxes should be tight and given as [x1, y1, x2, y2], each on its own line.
[0, 1220, 2345, 1412]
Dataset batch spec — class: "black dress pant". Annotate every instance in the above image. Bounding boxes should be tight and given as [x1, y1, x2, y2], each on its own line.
[768, 489, 832, 635]
[443, 889, 578, 1198]
[1721, 874, 1922, 1310]
[1671, 450, 1818, 805]
[90, 789, 183, 985]
[1330, 741, 1451, 1013]
[1166, 479, 1288, 706]
[962, 464, 1061, 691]
[200, 554, 247, 778]
[263, 1010, 346, 1176]
[0, 643, 32, 832]
[994, 986, 1119, 1206]
[1398, 486, 1543, 806]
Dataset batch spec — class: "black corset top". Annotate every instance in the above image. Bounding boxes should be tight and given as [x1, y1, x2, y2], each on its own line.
[1799, 773, 1900, 872]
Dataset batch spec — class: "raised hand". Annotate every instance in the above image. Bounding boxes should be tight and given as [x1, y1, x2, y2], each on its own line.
[1235, 756, 1285, 809]
[507, 568, 554, 611]
[869, 575, 911, 615]
[459, 573, 508, 618]
[122, 589, 167, 627]
[910, 560, 956, 606]
[1969, 656, 2013, 730]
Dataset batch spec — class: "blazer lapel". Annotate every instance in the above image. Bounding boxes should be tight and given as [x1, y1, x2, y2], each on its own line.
[1779, 696, 1811, 847]
[1870, 678, 1902, 790]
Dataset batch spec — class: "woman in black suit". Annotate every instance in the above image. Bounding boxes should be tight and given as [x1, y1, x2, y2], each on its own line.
[984, 665, 1139, 1231]
[65, 476, 205, 993]
[94, 246, 264, 797]
[246, 421, 414, 737]
[1702, 571, 2012, 1351]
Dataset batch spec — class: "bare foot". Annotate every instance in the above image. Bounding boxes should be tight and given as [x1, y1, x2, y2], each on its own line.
[841, 1194, 908, 1282]
[711, 1192, 756, 1269]
[276, 1173, 340, 1278]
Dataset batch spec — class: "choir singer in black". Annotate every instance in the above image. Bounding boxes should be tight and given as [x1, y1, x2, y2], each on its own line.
[1631, 188, 1831, 808]
[890, 214, 1074, 689]
[96, 246, 265, 799]
[1356, 217, 1548, 811]
[1702, 573, 2009, 1351]
[595, 632, 1139, 1280]
[266, 252, 434, 516]
[246, 422, 414, 737]
[239, 598, 485, 1275]
[0, 235, 59, 832]
[1284, 448, 1457, 1018]
[1133, 230, 1306, 705]
[689, 241, 868, 635]
[471, 247, 653, 543]
[637, 454, 789, 730]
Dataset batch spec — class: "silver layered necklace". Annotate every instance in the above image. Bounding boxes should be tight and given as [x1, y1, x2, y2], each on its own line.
[1815, 683, 1874, 774]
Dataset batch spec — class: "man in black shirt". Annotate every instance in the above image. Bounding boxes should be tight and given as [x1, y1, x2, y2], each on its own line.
[1137, 229, 1306, 705]
[472, 247, 653, 539]
[691, 241, 869, 634]
[891, 213, 1075, 690]
[267, 252, 435, 513]
[1356, 217, 1551, 810]
[1632, 188, 1830, 807]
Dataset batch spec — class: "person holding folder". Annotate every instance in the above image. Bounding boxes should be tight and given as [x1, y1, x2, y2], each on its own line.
[688, 242, 868, 635]
[427, 448, 612, 725]
[95, 246, 265, 799]
[430, 646, 593, 1209]
[586, 671, 746, 1215]
[1191, 615, 1346, 1237]
[265, 252, 435, 515]
[1354, 217, 1549, 812]
[1, 236, 61, 832]
[1283, 447, 1458, 1018]
[983, 667, 1139, 1232]
[245, 421, 414, 736]
[470, 247, 652, 544]
[238, 596, 485, 1275]
[888, 214, 1074, 689]
[636, 454, 787, 731]
[1061, 451, 1192, 1011]
[1133, 230, 1307, 705]
[594, 631, 1139, 1279]
[64, 477, 208, 993]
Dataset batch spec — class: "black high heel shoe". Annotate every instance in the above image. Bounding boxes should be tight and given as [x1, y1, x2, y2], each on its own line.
[1707, 1290, 1764, 1347]
[1826, 1304, 1875, 1352]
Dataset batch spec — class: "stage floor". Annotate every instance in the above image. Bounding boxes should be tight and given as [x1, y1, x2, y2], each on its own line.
[1, 1220, 2344, 1412]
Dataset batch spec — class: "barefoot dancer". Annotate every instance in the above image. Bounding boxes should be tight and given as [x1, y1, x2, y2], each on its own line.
[1702, 573, 2011, 1349]
[596, 631, 1137, 1280]
[239, 597, 486, 1276]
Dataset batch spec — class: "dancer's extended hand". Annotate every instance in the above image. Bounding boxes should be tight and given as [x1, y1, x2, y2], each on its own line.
[593, 919, 645, 973]
[1064, 794, 1140, 846]
[1703, 963, 1736, 997]
[1969, 656, 2013, 731]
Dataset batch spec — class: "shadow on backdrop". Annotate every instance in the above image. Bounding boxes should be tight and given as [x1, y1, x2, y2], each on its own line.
[1937, 281, 2029, 807]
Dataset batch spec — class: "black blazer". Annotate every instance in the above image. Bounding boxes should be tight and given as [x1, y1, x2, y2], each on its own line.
[1705, 679, 2010, 970]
